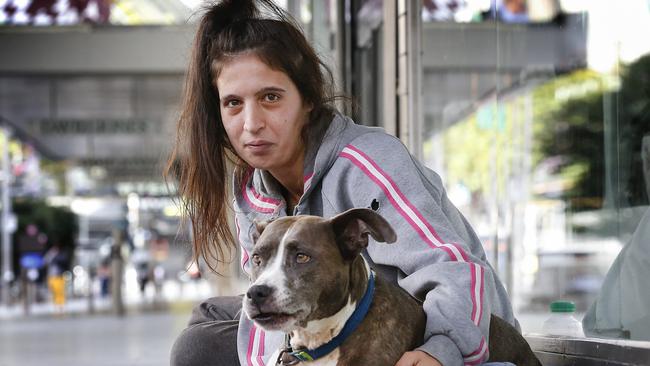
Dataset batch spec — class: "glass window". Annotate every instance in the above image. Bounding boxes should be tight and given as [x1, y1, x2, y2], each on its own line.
[0, 0, 304, 26]
[420, 0, 650, 341]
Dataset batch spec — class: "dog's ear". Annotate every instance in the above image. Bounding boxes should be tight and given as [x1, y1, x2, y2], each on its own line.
[251, 218, 273, 245]
[329, 208, 397, 260]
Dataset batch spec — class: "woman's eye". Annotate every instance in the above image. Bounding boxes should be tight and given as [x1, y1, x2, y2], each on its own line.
[296, 253, 311, 264]
[264, 93, 280, 102]
[252, 254, 261, 266]
[225, 99, 241, 108]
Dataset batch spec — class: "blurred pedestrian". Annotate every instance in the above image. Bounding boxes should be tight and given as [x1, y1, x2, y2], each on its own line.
[132, 247, 151, 297]
[44, 243, 67, 314]
[97, 257, 112, 298]
[111, 228, 126, 316]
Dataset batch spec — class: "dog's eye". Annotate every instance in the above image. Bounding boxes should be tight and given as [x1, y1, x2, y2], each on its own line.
[296, 253, 311, 264]
[252, 254, 261, 266]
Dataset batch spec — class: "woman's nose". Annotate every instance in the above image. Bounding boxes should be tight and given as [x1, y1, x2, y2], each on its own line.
[243, 105, 265, 133]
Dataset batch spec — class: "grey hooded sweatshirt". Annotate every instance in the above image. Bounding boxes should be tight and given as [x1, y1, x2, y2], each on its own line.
[233, 114, 517, 366]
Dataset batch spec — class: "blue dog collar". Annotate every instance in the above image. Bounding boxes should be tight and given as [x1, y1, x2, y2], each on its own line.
[281, 271, 376, 363]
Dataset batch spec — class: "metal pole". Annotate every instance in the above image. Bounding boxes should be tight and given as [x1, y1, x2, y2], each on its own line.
[382, 0, 397, 136]
[406, 0, 423, 160]
[1, 126, 13, 306]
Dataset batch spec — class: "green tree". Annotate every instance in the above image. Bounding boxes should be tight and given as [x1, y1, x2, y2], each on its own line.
[11, 199, 78, 272]
[538, 54, 650, 210]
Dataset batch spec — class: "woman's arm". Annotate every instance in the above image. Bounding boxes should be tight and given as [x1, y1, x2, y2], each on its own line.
[322, 133, 508, 366]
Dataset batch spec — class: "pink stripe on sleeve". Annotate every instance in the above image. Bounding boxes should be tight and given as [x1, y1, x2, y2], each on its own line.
[477, 265, 485, 324]
[340, 144, 487, 364]
[346, 145, 468, 258]
[256, 329, 266, 365]
[235, 217, 250, 272]
[470, 264, 478, 323]
[246, 324, 256, 366]
[340, 149, 458, 261]
[464, 337, 488, 365]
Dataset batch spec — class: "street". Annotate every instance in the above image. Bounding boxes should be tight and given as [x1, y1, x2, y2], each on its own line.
[0, 309, 191, 366]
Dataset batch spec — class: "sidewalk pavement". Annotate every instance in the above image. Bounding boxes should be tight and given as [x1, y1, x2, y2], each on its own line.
[0, 306, 192, 366]
[0, 278, 247, 366]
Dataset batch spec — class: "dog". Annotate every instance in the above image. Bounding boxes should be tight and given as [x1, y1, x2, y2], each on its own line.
[243, 208, 541, 366]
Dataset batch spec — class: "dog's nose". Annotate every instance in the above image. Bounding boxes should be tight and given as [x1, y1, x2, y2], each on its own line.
[247, 285, 273, 305]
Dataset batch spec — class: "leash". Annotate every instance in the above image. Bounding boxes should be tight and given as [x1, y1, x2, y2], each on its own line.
[276, 271, 376, 365]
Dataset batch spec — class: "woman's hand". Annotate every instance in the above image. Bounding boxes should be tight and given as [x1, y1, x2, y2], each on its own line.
[395, 350, 443, 366]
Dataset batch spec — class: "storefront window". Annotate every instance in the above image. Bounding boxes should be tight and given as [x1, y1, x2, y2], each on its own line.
[421, 0, 650, 341]
[0, 0, 307, 26]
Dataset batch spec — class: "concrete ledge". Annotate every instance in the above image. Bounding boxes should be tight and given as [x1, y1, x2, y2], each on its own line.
[525, 334, 650, 366]
[0, 25, 196, 74]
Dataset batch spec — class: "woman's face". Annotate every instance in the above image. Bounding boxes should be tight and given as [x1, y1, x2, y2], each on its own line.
[217, 53, 312, 177]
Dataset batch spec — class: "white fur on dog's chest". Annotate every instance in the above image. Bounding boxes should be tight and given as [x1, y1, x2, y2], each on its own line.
[269, 300, 355, 366]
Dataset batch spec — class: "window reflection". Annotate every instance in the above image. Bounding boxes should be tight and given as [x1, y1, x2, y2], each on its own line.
[0, 0, 197, 26]
[420, 0, 650, 341]
[582, 55, 650, 341]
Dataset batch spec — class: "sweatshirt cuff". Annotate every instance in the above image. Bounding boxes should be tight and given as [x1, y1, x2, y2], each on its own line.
[417, 334, 463, 366]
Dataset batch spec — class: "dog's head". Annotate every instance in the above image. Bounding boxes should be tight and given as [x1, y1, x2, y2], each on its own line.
[243, 208, 396, 332]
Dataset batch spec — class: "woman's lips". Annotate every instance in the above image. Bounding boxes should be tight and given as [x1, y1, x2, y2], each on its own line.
[245, 141, 273, 153]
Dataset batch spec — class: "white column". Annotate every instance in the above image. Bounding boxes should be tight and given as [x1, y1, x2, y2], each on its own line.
[382, 0, 397, 137]
[1, 126, 14, 306]
[397, 0, 423, 158]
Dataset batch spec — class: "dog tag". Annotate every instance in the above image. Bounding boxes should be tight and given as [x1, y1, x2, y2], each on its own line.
[277, 349, 301, 365]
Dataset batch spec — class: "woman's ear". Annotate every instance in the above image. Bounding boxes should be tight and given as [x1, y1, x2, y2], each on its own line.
[303, 100, 314, 114]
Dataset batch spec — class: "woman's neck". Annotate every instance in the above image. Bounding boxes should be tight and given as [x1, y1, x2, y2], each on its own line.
[269, 160, 304, 214]
[282, 188, 301, 215]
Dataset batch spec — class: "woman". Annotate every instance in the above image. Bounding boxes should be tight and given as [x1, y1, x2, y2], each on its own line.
[167, 1, 518, 365]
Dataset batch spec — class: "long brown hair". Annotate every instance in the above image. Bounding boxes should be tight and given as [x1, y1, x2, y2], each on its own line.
[165, 0, 337, 272]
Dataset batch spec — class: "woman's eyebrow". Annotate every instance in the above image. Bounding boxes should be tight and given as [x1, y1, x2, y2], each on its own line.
[219, 86, 287, 102]
[255, 86, 286, 96]
[219, 93, 239, 103]
[219, 87, 287, 103]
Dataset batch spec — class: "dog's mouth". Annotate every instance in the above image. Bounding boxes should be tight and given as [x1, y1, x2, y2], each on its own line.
[252, 312, 293, 322]
[249, 310, 297, 329]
